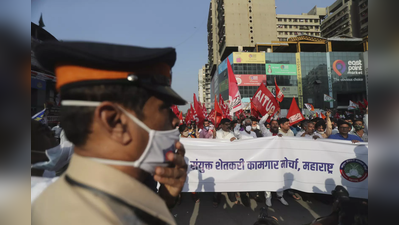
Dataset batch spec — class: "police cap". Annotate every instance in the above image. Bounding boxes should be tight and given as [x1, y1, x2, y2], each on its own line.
[34, 41, 187, 105]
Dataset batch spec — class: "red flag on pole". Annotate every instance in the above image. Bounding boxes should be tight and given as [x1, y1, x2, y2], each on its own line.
[286, 97, 305, 126]
[227, 58, 243, 116]
[201, 103, 209, 119]
[208, 109, 215, 124]
[178, 112, 183, 125]
[214, 96, 223, 128]
[251, 83, 280, 117]
[250, 98, 260, 118]
[193, 94, 205, 129]
[185, 107, 192, 125]
[171, 105, 180, 117]
[363, 98, 368, 107]
[358, 101, 365, 110]
[219, 94, 229, 118]
[275, 78, 284, 102]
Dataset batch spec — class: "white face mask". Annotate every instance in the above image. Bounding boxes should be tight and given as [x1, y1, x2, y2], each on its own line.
[31, 144, 74, 172]
[246, 126, 252, 132]
[61, 100, 180, 175]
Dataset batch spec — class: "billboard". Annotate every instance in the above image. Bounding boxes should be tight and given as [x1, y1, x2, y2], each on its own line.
[31, 77, 46, 90]
[235, 75, 266, 86]
[233, 52, 265, 64]
[266, 64, 297, 75]
[267, 86, 298, 98]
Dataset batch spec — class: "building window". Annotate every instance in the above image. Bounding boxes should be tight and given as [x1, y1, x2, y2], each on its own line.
[284, 25, 287, 28]
[294, 19, 298, 22]
[310, 32, 313, 35]
[289, 25, 292, 28]
[284, 19, 287, 22]
[250, 30, 253, 33]
[279, 32, 283, 35]
[295, 25, 298, 28]
[249, 10, 252, 13]
[288, 19, 292, 22]
[250, 20, 252, 23]
[251, 37, 253, 39]
[251, 40, 254, 43]
[309, 19, 312, 23]
[249, 16, 252, 19]
[250, 26, 253, 29]
[315, 19, 318, 23]
[290, 32, 293, 35]
[278, 19, 282, 22]
[285, 32, 288, 35]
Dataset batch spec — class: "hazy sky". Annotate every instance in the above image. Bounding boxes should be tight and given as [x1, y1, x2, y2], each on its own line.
[31, 0, 332, 112]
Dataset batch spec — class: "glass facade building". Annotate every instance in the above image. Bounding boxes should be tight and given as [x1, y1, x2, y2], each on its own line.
[212, 51, 367, 110]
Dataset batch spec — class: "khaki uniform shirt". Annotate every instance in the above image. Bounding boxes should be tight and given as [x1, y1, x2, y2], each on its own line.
[31, 154, 176, 225]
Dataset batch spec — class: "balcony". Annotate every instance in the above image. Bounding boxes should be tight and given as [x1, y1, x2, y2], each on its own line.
[321, 6, 348, 30]
[322, 14, 350, 34]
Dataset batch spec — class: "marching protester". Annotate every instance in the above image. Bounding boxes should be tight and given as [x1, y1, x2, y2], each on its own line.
[278, 118, 294, 137]
[188, 120, 199, 138]
[315, 111, 332, 138]
[250, 117, 263, 138]
[199, 119, 214, 139]
[350, 107, 368, 142]
[234, 118, 257, 139]
[215, 118, 236, 142]
[179, 124, 190, 138]
[329, 121, 363, 143]
[297, 120, 323, 139]
[32, 41, 187, 225]
[331, 118, 339, 135]
[290, 123, 301, 136]
[259, 109, 279, 137]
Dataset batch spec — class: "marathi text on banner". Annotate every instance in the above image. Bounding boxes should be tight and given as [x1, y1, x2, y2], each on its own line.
[180, 137, 368, 199]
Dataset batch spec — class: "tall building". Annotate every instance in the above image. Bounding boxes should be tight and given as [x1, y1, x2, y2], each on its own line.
[276, 6, 326, 41]
[207, 0, 278, 77]
[212, 35, 368, 114]
[321, 0, 361, 38]
[358, 0, 368, 37]
[198, 64, 211, 112]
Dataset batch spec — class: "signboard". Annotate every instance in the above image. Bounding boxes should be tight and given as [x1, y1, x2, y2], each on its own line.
[267, 86, 298, 98]
[31, 77, 46, 90]
[295, 53, 303, 109]
[233, 52, 265, 64]
[266, 64, 297, 75]
[331, 58, 365, 82]
[219, 79, 228, 92]
[235, 75, 266, 86]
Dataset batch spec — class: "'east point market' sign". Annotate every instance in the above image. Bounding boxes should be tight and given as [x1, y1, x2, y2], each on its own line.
[332, 59, 364, 82]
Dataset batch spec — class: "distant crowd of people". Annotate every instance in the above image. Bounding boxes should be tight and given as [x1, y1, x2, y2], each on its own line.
[177, 107, 368, 210]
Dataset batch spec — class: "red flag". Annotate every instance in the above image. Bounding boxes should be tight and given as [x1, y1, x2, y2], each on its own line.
[193, 94, 205, 129]
[363, 98, 368, 107]
[250, 98, 260, 118]
[275, 78, 284, 102]
[251, 83, 280, 117]
[201, 103, 209, 119]
[286, 97, 305, 126]
[316, 112, 320, 118]
[208, 109, 215, 124]
[178, 112, 183, 125]
[185, 107, 192, 125]
[227, 58, 243, 116]
[214, 96, 223, 128]
[219, 94, 229, 118]
[171, 105, 180, 117]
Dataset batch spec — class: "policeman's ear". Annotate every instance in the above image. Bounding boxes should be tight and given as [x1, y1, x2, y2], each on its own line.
[94, 102, 132, 145]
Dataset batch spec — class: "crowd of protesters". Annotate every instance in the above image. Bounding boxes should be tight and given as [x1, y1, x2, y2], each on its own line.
[177, 107, 369, 212]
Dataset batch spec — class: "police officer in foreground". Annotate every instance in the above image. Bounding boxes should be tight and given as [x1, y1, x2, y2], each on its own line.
[31, 41, 188, 225]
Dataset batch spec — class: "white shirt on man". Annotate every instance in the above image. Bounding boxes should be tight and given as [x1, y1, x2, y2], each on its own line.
[234, 124, 257, 139]
[215, 129, 235, 140]
[278, 129, 295, 137]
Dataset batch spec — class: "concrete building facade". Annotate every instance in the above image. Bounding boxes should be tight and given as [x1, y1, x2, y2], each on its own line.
[321, 0, 361, 38]
[207, 0, 278, 76]
[198, 64, 212, 112]
[276, 6, 327, 42]
[358, 0, 368, 37]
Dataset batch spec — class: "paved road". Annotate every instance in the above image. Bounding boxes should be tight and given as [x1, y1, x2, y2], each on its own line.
[171, 192, 332, 225]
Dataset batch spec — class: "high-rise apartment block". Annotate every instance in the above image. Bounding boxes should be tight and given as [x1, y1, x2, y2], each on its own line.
[207, 0, 278, 75]
[358, 0, 368, 37]
[321, 0, 362, 38]
[276, 6, 327, 41]
[198, 64, 211, 112]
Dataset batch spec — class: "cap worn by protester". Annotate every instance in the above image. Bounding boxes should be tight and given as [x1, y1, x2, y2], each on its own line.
[31, 41, 183, 225]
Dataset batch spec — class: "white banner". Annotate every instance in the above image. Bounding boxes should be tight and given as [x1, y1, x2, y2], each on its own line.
[180, 137, 368, 199]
